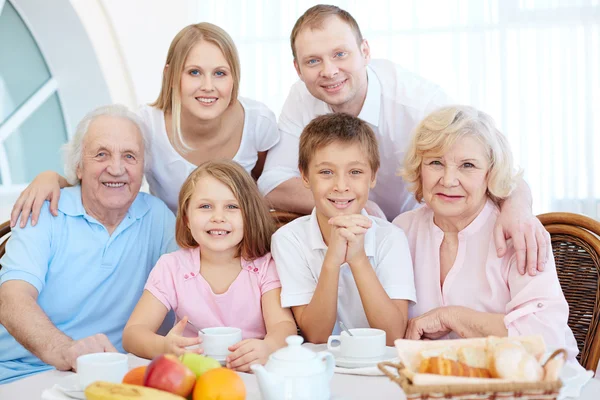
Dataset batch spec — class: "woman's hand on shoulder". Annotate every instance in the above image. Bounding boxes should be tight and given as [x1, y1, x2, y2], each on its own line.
[11, 171, 63, 228]
[163, 316, 202, 356]
[226, 338, 272, 372]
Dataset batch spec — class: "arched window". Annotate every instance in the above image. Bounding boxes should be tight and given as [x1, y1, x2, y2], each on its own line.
[0, 0, 113, 218]
[0, 0, 66, 187]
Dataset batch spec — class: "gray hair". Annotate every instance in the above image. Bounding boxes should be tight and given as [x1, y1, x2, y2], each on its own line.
[63, 104, 151, 185]
[401, 105, 522, 205]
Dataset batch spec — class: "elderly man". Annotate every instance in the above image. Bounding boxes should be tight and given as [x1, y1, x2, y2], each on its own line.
[258, 4, 550, 275]
[0, 105, 176, 383]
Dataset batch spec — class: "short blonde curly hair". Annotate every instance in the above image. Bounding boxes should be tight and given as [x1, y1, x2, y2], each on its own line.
[400, 105, 521, 205]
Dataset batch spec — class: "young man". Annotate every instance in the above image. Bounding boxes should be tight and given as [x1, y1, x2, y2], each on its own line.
[271, 113, 415, 345]
[258, 4, 549, 276]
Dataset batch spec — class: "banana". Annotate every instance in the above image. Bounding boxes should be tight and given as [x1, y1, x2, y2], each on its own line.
[84, 381, 186, 400]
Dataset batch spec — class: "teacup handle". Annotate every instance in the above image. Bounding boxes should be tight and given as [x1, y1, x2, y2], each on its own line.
[327, 335, 341, 352]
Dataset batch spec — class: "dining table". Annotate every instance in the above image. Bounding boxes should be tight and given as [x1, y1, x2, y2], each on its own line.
[1, 347, 599, 400]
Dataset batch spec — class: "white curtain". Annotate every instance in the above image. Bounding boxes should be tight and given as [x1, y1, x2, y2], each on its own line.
[196, 0, 600, 219]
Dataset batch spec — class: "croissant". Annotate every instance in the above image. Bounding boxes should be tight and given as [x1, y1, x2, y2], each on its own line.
[418, 357, 492, 378]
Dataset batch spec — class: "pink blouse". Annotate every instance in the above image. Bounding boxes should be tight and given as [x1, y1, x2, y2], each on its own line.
[393, 200, 579, 360]
[145, 247, 281, 339]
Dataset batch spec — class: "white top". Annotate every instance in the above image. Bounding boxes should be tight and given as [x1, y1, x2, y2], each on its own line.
[139, 97, 280, 213]
[258, 59, 451, 220]
[271, 208, 416, 335]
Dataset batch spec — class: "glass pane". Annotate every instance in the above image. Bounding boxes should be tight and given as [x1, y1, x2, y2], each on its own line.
[4, 93, 67, 184]
[0, 1, 51, 124]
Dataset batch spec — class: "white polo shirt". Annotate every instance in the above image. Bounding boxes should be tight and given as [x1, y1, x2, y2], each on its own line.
[271, 208, 416, 335]
[258, 59, 451, 220]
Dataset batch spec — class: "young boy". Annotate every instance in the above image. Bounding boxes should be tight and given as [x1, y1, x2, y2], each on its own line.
[271, 113, 416, 345]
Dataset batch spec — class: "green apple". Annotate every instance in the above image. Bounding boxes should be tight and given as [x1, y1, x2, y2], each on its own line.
[179, 353, 221, 378]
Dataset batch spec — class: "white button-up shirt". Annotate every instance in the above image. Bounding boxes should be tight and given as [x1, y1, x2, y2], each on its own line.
[271, 208, 416, 335]
[258, 59, 451, 220]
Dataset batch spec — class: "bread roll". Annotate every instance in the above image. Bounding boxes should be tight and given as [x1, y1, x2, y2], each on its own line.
[458, 346, 488, 369]
[488, 342, 543, 381]
[486, 336, 546, 361]
[419, 357, 492, 378]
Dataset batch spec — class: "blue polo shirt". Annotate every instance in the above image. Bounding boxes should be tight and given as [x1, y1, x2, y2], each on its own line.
[0, 186, 177, 384]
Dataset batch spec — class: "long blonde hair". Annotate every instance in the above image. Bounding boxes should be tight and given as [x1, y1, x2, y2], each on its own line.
[151, 23, 241, 153]
[175, 160, 275, 260]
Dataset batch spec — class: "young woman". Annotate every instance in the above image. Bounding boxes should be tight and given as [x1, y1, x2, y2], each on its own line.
[11, 22, 279, 223]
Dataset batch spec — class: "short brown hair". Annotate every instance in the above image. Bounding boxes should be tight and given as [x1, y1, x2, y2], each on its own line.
[290, 5, 363, 60]
[298, 113, 380, 175]
[151, 23, 241, 152]
[175, 160, 275, 260]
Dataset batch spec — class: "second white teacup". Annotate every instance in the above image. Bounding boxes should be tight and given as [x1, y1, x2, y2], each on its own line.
[199, 327, 242, 358]
[76, 352, 129, 389]
[327, 328, 386, 359]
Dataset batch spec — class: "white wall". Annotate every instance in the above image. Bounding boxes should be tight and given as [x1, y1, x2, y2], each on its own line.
[96, 0, 199, 106]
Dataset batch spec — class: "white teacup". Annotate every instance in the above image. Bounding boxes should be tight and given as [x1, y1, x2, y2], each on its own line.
[199, 327, 242, 358]
[76, 352, 129, 389]
[326, 328, 386, 359]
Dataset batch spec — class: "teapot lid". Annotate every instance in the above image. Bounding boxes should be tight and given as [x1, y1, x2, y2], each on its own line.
[272, 336, 314, 362]
[267, 335, 327, 376]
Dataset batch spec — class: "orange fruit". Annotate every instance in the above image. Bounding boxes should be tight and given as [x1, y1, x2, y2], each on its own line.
[193, 367, 246, 400]
[122, 366, 147, 386]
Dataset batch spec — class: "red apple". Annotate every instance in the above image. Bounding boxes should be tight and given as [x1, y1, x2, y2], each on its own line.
[143, 354, 196, 397]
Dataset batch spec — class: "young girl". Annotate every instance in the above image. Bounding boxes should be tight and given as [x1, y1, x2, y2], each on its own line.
[122, 160, 296, 372]
[11, 22, 280, 224]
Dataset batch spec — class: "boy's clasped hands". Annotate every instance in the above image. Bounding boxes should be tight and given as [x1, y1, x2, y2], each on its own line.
[163, 316, 275, 372]
[326, 214, 373, 267]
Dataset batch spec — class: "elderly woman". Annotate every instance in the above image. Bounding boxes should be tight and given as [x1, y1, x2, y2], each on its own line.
[0, 105, 176, 383]
[393, 105, 578, 361]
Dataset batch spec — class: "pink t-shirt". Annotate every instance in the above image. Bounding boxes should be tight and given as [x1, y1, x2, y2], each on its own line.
[393, 200, 579, 361]
[145, 247, 281, 339]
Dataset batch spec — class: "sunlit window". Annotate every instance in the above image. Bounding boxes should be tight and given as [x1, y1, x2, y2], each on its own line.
[0, 1, 67, 188]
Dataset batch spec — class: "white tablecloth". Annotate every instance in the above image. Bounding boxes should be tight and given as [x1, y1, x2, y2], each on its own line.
[1, 352, 598, 400]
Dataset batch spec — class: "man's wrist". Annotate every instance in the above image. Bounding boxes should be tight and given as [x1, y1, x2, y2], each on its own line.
[45, 335, 73, 369]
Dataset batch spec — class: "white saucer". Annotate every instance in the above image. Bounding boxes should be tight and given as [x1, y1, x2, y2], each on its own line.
[55, 374, 85, 399]
[331, 346, 398, 368]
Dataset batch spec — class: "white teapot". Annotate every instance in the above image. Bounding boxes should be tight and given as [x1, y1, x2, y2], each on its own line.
[251, 335, 335, 400]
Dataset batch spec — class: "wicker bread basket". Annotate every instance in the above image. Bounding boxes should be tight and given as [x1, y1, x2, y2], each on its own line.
[377, 349, 566, 400]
